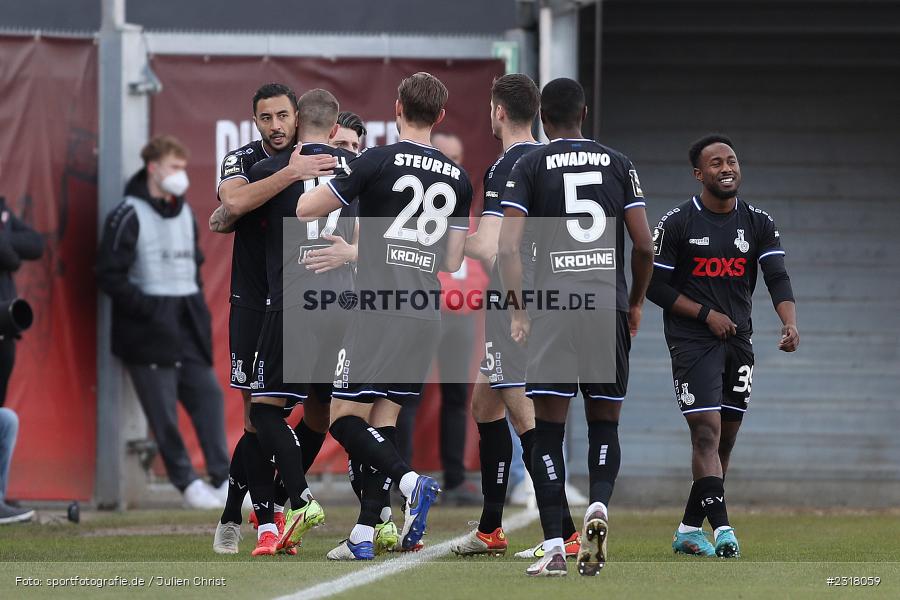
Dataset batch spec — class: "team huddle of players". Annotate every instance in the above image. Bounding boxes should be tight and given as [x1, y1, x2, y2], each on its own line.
[209, 71, 799, 577]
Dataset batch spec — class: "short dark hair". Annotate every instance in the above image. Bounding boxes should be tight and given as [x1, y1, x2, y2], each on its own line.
[540, 78, 586, 129]
[689, 134, 735, 168]
[337, 110, 367, 138]
[491, 74, 540, 125]
[252, 82, 298, 115]
[141, 135, 189, 165]
[398, 72, 448, 127]
[297, 88, 339, 131]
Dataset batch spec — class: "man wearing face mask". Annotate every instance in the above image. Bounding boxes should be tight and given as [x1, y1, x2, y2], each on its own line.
[97, 135, 229, 510]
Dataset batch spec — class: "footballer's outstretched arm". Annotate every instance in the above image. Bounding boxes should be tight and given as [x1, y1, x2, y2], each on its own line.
[296, 181, 343, 221]
[623, 206, 654, 336]
[498, 207, 528, 344]
[464, 215, 501, 264]
[443, 228, 468, 273]
[219, 146, 336, 218]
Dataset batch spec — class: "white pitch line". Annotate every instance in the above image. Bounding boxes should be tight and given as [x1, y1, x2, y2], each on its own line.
[276, 508, 539, 600]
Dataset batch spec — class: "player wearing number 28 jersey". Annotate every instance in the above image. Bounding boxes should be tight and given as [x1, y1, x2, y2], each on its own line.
[298, 72, 473, 559]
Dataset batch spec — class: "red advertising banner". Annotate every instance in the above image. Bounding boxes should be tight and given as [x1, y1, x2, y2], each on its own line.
[0, 35, 99, 500]
[150, 55, 505, 474]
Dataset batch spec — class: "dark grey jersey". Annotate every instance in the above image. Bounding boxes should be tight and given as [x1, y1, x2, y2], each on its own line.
[328, 140, 473, 320]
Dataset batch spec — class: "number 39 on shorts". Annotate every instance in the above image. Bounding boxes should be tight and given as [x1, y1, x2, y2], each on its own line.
[732, 364, 753, 393]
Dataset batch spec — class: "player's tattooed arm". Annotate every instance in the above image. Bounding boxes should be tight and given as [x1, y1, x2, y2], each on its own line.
[498, 207, 529, 345]
[775, 300, 799, 352]
[464, 214, 501, 266]
[209, 204, 238, 233]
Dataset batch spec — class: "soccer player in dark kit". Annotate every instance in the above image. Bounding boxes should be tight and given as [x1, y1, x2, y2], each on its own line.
[209, 83, 336, 556]
[451, 73, 581, 560]
[646, 134, 799, 559]
[244, 88, 359, 556]
[298, 72, 473, 560]
[498, 78, 654, 577]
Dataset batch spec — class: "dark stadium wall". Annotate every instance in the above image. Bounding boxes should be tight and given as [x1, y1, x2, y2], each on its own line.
[149, 55, 505, 475]
[0, 0, 517, 36]
[0, 35, 99, 501]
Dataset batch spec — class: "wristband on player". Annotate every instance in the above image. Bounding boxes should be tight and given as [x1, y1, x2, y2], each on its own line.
[697, 305, 711, 323]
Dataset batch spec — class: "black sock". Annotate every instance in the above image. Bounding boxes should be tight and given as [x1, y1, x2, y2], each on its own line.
[587, 419, 621, 506]
[524, 426, 575, 539]
[296, 418, 327, 472]
[519, 428, 535, 481]
[560, 490, 577, 540]
[357, 426, 397, 527]
[272, 419, 327, 507]
[695, 475, 730, 530]
[681, 481, 706, 528]
[348, 458, 364, 501]
[532, 419, 566, 542]
[477, 419, 512, 533]
[220, 433, 248, 525]
[249, 403, 309, 509]
[330, 415, 410, 482]
[273, 476, 288, 509]
[243, 431, 276, 526]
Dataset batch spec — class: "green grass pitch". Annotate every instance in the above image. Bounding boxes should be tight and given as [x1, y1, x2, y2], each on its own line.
[1, 506, 897, 599]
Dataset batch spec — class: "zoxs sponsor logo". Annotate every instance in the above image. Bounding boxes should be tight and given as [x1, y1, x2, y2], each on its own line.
[691, 257, 746, 277]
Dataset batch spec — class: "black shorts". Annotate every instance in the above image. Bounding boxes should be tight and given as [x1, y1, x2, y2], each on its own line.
[250, 307, 347, 409]
[283, 304, 348, 403]
[249, 310, 306, 410]
[332, 311, 441, 404]
[229, 305, 265, 390]
[669, 336, 754, 417]
[480, 298, 526, 389]
[525, 309, 630, 401]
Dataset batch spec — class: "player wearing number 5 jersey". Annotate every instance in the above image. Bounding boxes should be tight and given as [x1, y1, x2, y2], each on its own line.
[298, 72, 473, 560]
[452, 74, 581, 560]
[646, 134, 799, 560]
[498, 78, 654, 577]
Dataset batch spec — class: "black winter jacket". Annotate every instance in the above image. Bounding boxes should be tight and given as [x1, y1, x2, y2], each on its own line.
[0, 197, 44, 303]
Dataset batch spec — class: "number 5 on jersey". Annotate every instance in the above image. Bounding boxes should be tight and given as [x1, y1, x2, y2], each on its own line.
[563, 171, 606, 242]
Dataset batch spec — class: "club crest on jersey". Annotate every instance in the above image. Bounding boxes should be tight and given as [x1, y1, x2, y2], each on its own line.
[231, 359, 247, 384]
[734, 229, 750, 253]
[678, 382, 695, 406]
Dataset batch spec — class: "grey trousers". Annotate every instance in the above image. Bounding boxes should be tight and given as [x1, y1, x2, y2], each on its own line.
[127, 361, 229, 492]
